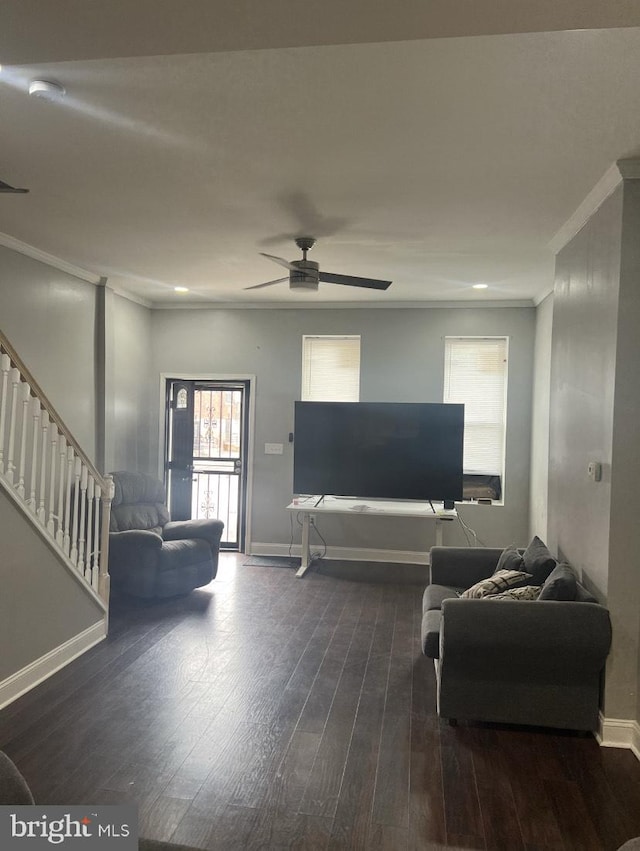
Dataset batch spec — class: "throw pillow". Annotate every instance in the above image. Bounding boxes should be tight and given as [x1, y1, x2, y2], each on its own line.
[494, 543, 524, 574]
[460, 569, 533, 599]
[489, 585, 542, 600]
[538, 562, 578, 601]
[522, 535, 557, 584]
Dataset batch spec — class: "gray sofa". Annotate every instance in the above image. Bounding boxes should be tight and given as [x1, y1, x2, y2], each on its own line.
[108, 471, 224, 598]
[422, 544, 612, 731]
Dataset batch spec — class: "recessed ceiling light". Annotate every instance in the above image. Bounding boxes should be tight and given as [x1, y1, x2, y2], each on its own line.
[473, 283, 488, 290]
[174, 286, 189, 293]
[29, 79, 66, 100]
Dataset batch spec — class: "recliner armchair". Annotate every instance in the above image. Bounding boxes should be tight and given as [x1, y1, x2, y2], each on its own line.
[108, 471, 224, 598]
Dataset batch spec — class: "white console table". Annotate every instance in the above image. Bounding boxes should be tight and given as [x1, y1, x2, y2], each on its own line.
[286, 496, 457, 578]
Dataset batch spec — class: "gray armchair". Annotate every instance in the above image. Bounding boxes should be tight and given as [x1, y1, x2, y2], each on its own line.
[108, 471, 224, 598]
[0, 750, 200, 851]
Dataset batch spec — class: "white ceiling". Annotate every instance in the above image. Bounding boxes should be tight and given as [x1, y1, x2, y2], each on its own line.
[2, 4, 640, 306]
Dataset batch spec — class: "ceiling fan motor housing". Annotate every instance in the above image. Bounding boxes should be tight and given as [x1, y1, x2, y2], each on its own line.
[290, 259, 319, 291]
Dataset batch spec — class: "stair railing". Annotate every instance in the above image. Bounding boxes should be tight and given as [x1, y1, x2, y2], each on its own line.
[0, 330, 112, 609]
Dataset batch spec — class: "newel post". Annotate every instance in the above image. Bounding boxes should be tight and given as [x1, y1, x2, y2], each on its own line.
[98, 473, 114, 619]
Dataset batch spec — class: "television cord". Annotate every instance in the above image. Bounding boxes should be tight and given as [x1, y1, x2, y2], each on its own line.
[290, 511, 327, 562]
[456, 512, 485, 547]
[309, 517, 327, 561]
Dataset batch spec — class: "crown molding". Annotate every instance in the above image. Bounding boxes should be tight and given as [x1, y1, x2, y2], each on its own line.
[104, 283, 153, 309]
[150, 298, 534, 311]
[548, 163, 623, 256]
[549, 158, 640, 256]
[616, 157, 640, 179]
[0, 232, 101, 284]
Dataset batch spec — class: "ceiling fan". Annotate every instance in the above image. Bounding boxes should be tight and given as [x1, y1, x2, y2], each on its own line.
[0, 178, 29, 194]
[245, 237, 392, 293]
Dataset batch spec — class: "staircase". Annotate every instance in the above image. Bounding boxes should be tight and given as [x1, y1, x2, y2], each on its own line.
[0, 330, 112, 612]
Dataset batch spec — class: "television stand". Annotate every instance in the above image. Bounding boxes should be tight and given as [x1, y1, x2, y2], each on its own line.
[286, 497, 457, 578]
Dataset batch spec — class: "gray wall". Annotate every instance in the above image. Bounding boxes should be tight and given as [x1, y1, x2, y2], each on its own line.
[548, 181, 640, 721]
[548, 188, 621, 597]
[608, 181, 640, 722]
[529, 292, 553, 541]
[0, 491, 104, 681]
[104, 290, 154, 475]
[150, 305, 536, 555]
[0, 246, 98, 461]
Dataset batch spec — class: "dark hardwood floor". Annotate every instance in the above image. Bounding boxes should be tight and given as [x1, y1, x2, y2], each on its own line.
[2, 553, 640, 850]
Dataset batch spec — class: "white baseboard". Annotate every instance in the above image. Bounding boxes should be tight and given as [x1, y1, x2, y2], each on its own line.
[249, 542, 429, 565]
[0, 620, 107, 711]
[597, 713, 640, 761]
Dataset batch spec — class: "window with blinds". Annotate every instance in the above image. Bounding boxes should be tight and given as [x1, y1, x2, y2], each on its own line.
[443, 337, 508, 487]
[301, 335, 361, 401]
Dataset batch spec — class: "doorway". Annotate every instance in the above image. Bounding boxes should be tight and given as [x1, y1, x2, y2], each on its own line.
[165, 378, 251, 550]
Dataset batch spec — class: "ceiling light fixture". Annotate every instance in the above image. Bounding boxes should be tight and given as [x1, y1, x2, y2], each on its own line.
[28, 79, 66, 100]
[174, 286, 189, 293]
[473, 283, 488, 290]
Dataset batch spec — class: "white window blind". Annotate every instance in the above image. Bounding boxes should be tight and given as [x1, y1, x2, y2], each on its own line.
[301, 335, 361, 401]
[443, 337, 508, 477]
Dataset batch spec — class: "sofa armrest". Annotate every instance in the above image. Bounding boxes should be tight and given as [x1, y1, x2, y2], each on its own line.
[430, 547, 503, 589]
[163, 519, 224, 550]
[440, 598, 612, 675]
[108, 529, 163, 552]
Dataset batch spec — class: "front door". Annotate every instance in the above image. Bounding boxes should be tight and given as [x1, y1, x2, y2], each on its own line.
[165, 379, 249, 550]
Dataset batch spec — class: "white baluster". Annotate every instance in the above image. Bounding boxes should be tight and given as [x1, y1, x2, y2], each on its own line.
[63, 445, 74, 556]
[86, 476, 95, 584]
[38, 411, 49, 524]
[48, 427, 59, 536]
[98, 475, 114, 610]
[16, 380, 31, 499]
[70, 455, 81, 565]
[0, 353, 11, 475]
[93, 482, 102, 591]
[29, 397, 41, 512]
[5, 368, 20, 485]
[56, 435, 67, 547]
[77, 463, 88, 573]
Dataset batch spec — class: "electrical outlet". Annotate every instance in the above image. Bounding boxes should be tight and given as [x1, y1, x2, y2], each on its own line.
[309, 516, 316, 526]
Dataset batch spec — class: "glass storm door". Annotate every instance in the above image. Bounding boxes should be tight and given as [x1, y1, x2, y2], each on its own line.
[165, 379, 249, 550]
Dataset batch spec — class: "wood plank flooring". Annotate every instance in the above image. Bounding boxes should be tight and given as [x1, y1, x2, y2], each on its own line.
[2, 553, 640, 850]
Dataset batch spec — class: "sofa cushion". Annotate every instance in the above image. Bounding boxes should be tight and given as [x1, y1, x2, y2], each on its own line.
[489, 585, 543, 600]
[460, 569, 532, 599]
[494, 544, 524, 574]
[423, 584, 461, 612]
[539, 562, 578, 601]
[111, 470, 166, 507]
[523, 535, 557, 584]
[110, 503, 169, 533]
[575, 583, 599, 604]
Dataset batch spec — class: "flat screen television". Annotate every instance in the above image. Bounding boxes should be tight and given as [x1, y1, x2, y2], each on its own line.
[293, 401, 464, 502]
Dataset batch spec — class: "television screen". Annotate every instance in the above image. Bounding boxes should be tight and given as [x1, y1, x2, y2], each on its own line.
[293, 401, 464, 502]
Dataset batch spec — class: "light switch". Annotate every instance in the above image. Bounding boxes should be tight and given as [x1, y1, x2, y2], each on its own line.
[587, 461, 602, 482]
[265, 443, 284, 455]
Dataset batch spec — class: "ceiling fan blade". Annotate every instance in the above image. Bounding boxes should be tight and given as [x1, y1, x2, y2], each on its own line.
[244, 277, 289, 291]
[259, 252, 297, 271]
[319, 271, 392, 291]
[0, 179, 29, 194]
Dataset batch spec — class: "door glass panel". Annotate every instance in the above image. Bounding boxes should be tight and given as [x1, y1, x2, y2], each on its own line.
[191, 387, 244, 545]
